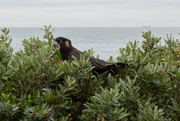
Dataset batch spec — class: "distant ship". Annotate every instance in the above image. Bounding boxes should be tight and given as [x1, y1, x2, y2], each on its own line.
[142, 26, 151, 28]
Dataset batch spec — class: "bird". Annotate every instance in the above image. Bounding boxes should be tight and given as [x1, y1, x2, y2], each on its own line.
[54, 37, 128, 74]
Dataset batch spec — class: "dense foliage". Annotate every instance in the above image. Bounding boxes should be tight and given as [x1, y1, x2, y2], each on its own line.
[0, 25, 180, 121]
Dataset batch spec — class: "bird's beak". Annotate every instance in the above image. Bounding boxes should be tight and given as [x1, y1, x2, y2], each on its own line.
[54, 41, 60, 50]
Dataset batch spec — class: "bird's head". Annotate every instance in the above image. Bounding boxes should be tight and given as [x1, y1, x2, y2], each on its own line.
[54, 37, 72, 52]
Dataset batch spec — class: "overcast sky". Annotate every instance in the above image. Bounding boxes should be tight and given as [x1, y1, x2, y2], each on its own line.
[0, 0, 180, 27]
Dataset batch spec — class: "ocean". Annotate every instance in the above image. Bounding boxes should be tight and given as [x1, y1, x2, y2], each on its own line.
[1, 27, 180, 60]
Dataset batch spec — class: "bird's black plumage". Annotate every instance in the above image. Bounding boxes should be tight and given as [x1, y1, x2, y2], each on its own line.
[54, 37, 128, 74]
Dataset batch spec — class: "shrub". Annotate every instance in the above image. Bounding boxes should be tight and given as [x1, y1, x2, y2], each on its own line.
[0, 26, 179, 120]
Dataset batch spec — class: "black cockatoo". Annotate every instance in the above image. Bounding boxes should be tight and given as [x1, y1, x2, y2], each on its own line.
[54, 37, 128, 74]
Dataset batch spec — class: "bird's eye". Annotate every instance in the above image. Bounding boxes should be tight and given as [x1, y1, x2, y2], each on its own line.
[60, 40, 63, 44]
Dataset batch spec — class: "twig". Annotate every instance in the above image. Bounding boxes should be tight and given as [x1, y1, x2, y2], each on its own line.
[164, 111, 172, 121]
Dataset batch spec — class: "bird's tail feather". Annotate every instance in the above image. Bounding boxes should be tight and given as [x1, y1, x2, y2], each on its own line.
[106, 62, 129, 69]
[105, 62, 130, 74]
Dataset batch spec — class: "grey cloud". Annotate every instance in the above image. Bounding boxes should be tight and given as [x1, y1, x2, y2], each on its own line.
[0, 0, 180, 12]
[0, 0, 180, 27]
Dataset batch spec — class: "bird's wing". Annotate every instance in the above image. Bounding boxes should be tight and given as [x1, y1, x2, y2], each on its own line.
[67, 47, 128, 73]
[68, 47, 109, 70]
[67, 47, 83, 61]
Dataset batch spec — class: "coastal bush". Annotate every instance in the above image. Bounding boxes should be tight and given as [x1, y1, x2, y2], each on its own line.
[0, 25, 180, 121]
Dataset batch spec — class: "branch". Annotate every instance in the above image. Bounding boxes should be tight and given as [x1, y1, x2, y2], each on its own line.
[25, 51, 55, 94]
